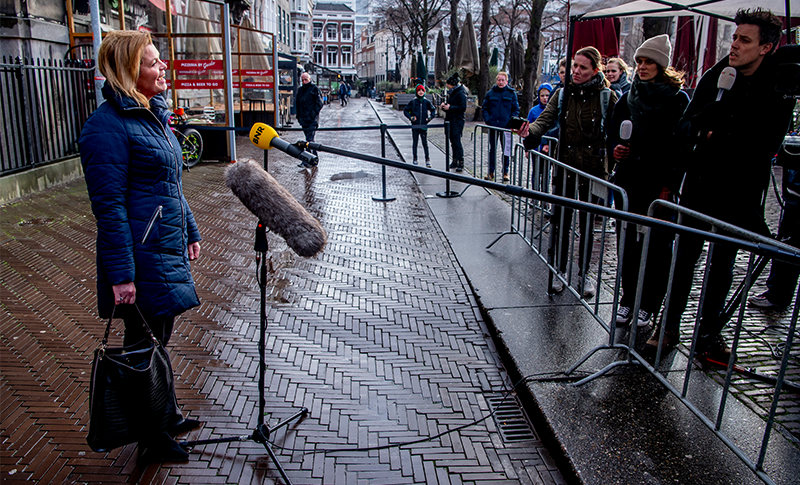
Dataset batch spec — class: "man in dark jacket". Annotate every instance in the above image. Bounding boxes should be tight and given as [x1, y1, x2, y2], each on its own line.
[481, 71, 519, 182]
[403, 84, 436, 167]
[650, 8, 796, 361]
[441, 73, 468, 172]
[296, 72, 324, 153]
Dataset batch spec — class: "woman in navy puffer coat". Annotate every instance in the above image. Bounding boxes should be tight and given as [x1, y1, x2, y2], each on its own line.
[80, 31, 201, 462]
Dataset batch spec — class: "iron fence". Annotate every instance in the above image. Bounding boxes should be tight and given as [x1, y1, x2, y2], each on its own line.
[0, 56, 97, 176]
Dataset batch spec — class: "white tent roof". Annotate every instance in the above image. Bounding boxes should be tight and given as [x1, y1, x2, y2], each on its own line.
[571, 0, 798, 20]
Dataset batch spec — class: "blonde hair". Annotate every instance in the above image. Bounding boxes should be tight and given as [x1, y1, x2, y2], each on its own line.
[496, 71, 509, 81]
[97, 30, 154, 107]
[606, 58, 630, 76]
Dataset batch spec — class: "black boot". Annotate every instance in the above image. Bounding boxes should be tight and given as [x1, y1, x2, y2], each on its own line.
[138, 432, 189, 463]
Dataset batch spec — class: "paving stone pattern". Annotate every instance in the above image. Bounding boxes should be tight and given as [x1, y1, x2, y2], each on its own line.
[0, 101, 564, 484]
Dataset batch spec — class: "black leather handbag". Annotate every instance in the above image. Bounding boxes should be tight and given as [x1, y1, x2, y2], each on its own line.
[86, 306, 183, 452]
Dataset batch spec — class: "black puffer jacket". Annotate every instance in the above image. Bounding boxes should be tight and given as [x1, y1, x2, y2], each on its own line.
[607, 77, 689, 212]
[80, 83, 201, 319]
[444, 84, 467, 122]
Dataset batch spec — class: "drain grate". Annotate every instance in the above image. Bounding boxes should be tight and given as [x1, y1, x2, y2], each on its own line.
[486, 393, 538, 443]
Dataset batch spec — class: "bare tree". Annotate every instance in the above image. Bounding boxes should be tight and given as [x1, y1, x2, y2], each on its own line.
[491, 0, 529, 71]
[448, 0, 460, 68]
[382, 0, 449, 57]
[374, 6, 419, 84]
[477, 0, 490, 119]
[521, 0, 549, 114]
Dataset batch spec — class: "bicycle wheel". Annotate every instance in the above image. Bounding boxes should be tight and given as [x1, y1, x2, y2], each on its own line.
[179, 128, 203, 169]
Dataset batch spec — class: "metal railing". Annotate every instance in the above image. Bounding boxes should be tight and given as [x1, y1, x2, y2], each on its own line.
[0, 56, 97, 176]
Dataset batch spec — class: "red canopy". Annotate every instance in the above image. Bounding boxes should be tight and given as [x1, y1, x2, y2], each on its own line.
[572, 18, 620, 58]
[672, 16, 697, 87]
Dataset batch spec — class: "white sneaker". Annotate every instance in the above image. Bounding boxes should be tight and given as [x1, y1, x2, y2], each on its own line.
[615, 306, 632, 325]
[550, 274, 565, 294]
[635, 309, 652, 328]
[580, 278, 596, 299]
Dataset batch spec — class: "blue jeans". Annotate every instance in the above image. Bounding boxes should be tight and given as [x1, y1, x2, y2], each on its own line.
[411, 129, 429, 160]
[488, 128, 509, 175]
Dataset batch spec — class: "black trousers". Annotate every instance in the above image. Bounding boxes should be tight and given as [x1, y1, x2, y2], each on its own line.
[122, 307, 176, 347]
[447, 118, 465, 163]
[411, 129, 430, 160]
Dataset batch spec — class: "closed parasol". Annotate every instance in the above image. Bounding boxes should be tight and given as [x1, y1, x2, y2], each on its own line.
[417, 52, 427, 81]
[489, 47, 498, 68]
[455, 12, 479, 75]
[435, 30, 448, 82]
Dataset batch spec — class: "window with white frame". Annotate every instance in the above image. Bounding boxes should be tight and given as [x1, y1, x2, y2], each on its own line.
[326, 24, 337, 41]
[341, 46, 352, 66]
[313, 46, 323, 64]
[341, 24, 352, 41]
[313, 23, 323, 39]
[327, 46, 338, 66]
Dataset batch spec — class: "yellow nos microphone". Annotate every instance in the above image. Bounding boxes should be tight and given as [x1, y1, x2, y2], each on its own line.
[249, 122, 318, 167]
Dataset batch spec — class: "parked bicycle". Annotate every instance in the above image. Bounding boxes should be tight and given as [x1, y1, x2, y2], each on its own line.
[169, 107, 204, 170]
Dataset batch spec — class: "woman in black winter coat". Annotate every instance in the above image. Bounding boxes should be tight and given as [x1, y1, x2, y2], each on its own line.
[80, 30, 202, 463]
[606, 34, 689, 328]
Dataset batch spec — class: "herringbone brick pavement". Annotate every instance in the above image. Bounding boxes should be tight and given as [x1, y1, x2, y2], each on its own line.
[0, 100, 564, 484]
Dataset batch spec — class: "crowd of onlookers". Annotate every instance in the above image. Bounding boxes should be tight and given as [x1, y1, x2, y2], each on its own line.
[437, 7, 798, 363]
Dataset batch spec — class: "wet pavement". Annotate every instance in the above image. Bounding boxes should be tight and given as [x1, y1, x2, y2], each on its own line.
[1, 95, 798, 485]
[1, 99, 564, 484]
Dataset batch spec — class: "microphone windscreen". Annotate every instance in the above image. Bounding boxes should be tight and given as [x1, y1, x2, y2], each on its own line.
[717, 66, 736, 91]
[225, 159, 327, 257]
[620, 120, 633, 141]
[250, 122, 278, 150]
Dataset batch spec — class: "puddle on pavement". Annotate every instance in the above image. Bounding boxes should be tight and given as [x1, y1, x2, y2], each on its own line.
[330, 170, 369, 181]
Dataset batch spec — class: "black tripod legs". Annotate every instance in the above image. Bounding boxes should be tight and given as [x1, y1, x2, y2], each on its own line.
[179, 407, 308, 484]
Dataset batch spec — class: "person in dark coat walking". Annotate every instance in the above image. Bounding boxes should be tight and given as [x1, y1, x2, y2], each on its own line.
[403, 84, 436, 167]
[606, 34, 690, 329]
[481, 71, 520, 182]
[79, 30, 202, 463]
[649, 8, 796, 361]
[339, 81, 348, 106]
[441, 73, 468, 172]
[296, 72, 324, 152]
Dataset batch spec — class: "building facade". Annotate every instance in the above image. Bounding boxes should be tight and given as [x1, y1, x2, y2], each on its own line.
[311, 3, 356, 77]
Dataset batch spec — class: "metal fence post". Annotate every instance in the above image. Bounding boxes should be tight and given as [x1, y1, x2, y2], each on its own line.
[373, 123, 395, 202]
[437, 121, 459, 198]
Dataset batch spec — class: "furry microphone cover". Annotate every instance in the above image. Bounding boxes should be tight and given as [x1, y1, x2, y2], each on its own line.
[225, 159, 327, 257]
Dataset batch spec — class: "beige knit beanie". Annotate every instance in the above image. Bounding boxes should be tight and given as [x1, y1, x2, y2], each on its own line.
[634, 34, 672, 69]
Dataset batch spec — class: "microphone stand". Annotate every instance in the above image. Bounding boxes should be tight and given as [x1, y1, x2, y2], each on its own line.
[180, 220, 308, 485]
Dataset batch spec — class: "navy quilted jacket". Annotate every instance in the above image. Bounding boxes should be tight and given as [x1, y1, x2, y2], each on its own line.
[80, 83, 201, 319]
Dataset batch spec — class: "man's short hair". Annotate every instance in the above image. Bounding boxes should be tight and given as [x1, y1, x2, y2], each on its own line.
[734, 8, 782, 53]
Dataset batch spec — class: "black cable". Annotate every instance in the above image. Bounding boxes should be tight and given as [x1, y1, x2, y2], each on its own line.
[265, 371, 587, 455]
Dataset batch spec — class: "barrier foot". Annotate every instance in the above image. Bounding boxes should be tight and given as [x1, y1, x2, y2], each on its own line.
[570, 359, 641, 387]
[436, 191, 460, 198]
[372, 196, 397, 202]
[486, 231, 516, 249]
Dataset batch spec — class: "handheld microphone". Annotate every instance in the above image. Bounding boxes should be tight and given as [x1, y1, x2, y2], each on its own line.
[249, 122, 318, 167]
[620, 120, 633, 141]
[225, 159, 327, 257]
[716, 66, 736, 101]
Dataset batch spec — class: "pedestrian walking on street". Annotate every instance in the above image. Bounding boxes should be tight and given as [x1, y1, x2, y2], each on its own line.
[79, 30, 203, 463]
[515, 46, 618, 299]
[606, 34, 690, 329]
[404, 84, 436, 167]
[339, 81, 348, 106]
[749, 147, 800, 311]
[441, 73, 468, 172]
[296, 72, 324, 154]
[646, 8, 797, 361]
[482, 72, 520, 182]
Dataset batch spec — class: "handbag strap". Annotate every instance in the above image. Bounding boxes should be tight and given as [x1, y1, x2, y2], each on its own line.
[101, 303, 158, 350]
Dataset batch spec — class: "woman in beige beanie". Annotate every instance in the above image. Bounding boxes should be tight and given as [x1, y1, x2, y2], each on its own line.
[606, 34, 689, 335]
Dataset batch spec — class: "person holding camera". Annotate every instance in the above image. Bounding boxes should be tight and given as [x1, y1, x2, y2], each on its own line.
[516, 46, 618, 299]
[647, 8, 797, 361]
[441, 73, 468, 172]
